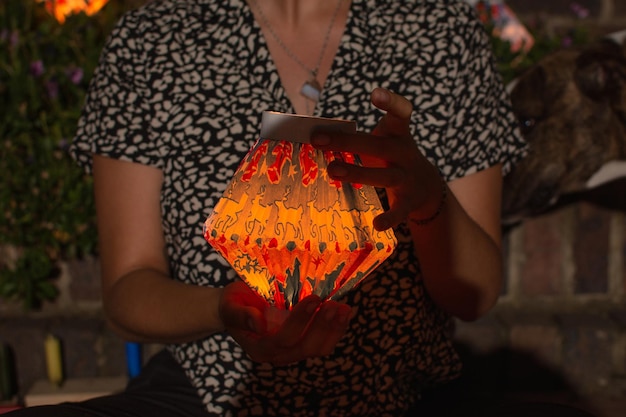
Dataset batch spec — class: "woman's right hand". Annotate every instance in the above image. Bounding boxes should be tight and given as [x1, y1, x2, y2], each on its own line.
[219, 281, 352, 365]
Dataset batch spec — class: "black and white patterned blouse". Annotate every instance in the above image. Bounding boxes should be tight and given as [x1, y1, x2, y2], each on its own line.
[71, 0, 526, 415]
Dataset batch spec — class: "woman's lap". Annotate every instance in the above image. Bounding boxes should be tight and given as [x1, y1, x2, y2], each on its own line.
[7, 349, 597, 417]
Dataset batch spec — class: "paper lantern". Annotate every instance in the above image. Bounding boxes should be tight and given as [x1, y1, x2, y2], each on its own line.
[204, 112, 396, 311]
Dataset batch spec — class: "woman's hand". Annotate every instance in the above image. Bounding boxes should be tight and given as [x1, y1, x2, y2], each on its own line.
[310, 88, 505, 321]
[219, 281, 352, 365]
[310, 88, 443, 231]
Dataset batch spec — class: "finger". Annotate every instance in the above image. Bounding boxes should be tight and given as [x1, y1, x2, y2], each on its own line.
[371, 88, 413, 120]
[325, 161, 404, 189]
[374, 207, 411, 231]
[311, 131, 382, 155]
[220, 281, 269, 334]
[269, 302, 351, 365]
[221, 303, 267, 335]
[374, 178, 435, 230]
[233, 332, 273, 363]
[311, 131, 416, 165]
[370, 88, 413, 136]
[300, 302, 352, 356]
[272, 295, 322, 348]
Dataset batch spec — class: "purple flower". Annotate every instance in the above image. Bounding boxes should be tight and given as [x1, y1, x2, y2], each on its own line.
[30, 60, 45, 77]
[46, 80, 59, 99]
[562, 36, 573, 48]
[0, 29, 8, 43]
[57, 139, 69, 150]
[570, 3, 589, 19]
[65, 66, 84, 85]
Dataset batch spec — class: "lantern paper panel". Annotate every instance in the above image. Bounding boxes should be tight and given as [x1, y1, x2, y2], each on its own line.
[204, 112, 397, 310]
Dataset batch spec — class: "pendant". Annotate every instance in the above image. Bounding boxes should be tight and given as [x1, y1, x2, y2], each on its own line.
[300, 79, 322, 102]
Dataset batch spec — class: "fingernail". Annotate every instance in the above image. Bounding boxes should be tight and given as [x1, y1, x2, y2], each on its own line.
[310, 134, 330, 146]
[373, 88, 390, 104]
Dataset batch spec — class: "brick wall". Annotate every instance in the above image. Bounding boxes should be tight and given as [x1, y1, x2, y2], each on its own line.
[452, 0, 626, 403]
[456, 202, 626, 402]
[1, 0, 626, 410]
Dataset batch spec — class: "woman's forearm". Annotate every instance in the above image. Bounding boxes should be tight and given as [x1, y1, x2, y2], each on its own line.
[103, 268, 225, 343]
[92, 156, 225, 344]
[410, 187, 503, 322]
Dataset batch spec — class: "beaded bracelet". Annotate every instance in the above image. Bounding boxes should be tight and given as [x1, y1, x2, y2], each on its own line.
[410, 179, 448, 226]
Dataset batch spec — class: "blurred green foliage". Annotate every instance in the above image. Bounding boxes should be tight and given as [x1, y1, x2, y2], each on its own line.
[0, 0, 144, 309]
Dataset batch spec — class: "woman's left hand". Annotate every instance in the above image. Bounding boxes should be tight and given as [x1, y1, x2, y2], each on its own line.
[310, 88, 443, 230]
[219, 281, 352, 365]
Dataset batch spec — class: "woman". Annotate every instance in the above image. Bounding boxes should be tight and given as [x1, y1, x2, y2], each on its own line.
[12, 0, 527, 416]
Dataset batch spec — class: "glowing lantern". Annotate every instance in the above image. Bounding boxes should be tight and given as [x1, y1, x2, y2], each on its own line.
[204, 112, 397, 312]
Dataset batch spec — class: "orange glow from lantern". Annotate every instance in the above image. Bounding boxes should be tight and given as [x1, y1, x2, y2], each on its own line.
[204, 112, 397, 310]
[38, 0, 109, 24]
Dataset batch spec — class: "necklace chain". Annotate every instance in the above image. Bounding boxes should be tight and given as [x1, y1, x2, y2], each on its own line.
[250, 0, 343, 105]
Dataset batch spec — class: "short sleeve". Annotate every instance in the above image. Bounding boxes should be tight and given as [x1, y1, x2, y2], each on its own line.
[441, 4, 527, 180]
[70, 11, 163, 174]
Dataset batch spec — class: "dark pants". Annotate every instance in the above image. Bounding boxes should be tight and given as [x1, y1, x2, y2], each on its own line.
[7, 350, 597, 417]
[414, 380, 599, 417]
[7, 350, 208, 417]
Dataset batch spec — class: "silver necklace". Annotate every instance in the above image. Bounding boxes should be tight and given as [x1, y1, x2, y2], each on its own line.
[251, 0, 344, 104]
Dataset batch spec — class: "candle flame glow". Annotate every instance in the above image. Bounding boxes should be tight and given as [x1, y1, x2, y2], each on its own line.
[37, 0, 110, 24]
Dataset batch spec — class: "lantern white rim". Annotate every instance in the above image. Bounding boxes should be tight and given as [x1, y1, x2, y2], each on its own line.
[260, 111, 356, 144]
